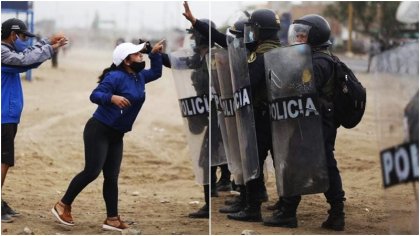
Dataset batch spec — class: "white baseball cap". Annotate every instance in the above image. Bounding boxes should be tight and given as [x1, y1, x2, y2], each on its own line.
[112, 42, 146, 66]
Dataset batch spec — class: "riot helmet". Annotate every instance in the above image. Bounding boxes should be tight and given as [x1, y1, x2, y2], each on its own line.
[187, 18, 216, 48]
[228, 19, 248, 38]
[289, 14, 331, 47]
[244, 9, 280, 44]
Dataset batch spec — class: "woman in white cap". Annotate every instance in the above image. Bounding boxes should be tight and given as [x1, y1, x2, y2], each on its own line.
[51, 40, 164, 231]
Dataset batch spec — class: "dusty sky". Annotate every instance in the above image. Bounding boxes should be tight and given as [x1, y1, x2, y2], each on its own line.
[1, 1, 263, 31]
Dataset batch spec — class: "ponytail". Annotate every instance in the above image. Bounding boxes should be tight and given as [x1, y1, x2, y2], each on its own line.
[98, 63, 119, 83]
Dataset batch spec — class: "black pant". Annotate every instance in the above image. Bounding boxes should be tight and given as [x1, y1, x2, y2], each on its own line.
[219, 164, 231, 181]
[322, 125, 345, 204]
[283, 123, 345, 210]
[1, 124, 18, 167]
[211, 166, 217, 187]
[62, 117, 124, 217]
[245, 109, 272, 203]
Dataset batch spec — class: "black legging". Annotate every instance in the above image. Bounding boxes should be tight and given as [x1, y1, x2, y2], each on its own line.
[61, 117, 124, 217]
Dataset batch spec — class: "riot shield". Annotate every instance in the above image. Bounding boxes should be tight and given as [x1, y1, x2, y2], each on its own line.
[208, 50, 228, 167]
[214, 47, 244, 185]
[169, 48, 209, 185]
[264, 44, 329, 197]
[227, 36, 260, 183]
[373, 42, 419, 234]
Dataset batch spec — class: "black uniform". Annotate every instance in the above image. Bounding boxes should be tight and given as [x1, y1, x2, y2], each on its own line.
[275, 49, 346, 215]
[225, 8, 281, 222]
[313, 51, 346, 207]
[186, 50, 211, 219]
[192, 19, 232, 195]
[193, 20, 227, 48]
[262, 48, 346, 228]
[244, 53, 273, 204]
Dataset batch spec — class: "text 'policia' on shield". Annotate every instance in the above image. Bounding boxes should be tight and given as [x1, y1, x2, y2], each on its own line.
[380, 142, 419, 188]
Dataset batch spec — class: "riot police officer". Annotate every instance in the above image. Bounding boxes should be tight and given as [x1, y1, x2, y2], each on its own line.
[226, 9, 281, 222]
[182, 2, 233, 197]
[182, 22, 212, 218]
[183, 1, 253, 214]
[263, 14, 346, 231]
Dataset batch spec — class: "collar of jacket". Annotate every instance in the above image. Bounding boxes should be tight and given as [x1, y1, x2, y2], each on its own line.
[312, 47, 331, 56]
[248, 40, 281, 63]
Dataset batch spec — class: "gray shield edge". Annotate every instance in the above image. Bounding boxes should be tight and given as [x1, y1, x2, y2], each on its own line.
[215, 48, 244, 185]
[227, 37, 260, 183]
[170, 48, 209, 185]
[264, 44, 329, 197]
[208, 50, 228, 166]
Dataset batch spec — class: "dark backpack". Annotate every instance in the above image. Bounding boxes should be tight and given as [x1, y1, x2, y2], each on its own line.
[314, 52, 366, 129]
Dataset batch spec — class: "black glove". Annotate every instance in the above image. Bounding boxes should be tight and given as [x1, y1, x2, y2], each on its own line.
[139, 39, 152, 54]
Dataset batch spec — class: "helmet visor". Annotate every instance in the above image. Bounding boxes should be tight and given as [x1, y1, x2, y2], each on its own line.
[288, 23, 311, 45]
[244, 22, 259, 44]
[226, 28, 236, 44]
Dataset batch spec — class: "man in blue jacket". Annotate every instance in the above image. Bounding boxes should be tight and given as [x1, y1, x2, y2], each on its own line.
[1, 18, 67, 223]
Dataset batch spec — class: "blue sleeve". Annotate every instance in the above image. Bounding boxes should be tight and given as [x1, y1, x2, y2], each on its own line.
[141, 52, 163, 84]
[89, 73, 117, 105]
[1, 63, 41, 73]
[1, 41, 53, 66]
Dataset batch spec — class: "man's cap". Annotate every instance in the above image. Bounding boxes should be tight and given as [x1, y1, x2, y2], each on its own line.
[112, 42, 146, 66]
[2, 18, 36, 37]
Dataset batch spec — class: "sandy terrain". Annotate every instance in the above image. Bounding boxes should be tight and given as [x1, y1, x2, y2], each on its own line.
[1, 48, 208, 235]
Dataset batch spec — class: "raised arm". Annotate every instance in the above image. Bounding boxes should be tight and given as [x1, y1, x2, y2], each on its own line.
[1, 34, 67, 66]
[142, 40, 164, 84]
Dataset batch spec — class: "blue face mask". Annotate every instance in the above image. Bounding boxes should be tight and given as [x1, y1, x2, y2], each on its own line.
[14, 34, 30, 52]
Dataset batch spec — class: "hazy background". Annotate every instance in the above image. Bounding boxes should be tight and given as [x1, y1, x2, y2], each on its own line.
[1, 1, 260, 51]
[1, 1, 418, 72]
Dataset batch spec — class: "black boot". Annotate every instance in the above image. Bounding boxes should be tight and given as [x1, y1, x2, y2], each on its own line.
[220, 186, 246, 213]
[217, 164, 232, 192]
[263, 196, 300, 228]
[216, 178, 232, 192]
[266, 199, 281, 211]
[263, 208, 297, 228]
[224, 195, 241, 205]
[219, 200, 244, 213]
[189, 185, 210, 218]
[231, 179, 240, 192]
[227, 201, 262, 222]
[188, 204, 209, 218]
[321, 202, 345, 231]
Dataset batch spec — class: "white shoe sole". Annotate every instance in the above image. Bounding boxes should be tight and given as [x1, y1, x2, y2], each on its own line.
[51, 208, 74, 226]
[102, 224, 124, 232]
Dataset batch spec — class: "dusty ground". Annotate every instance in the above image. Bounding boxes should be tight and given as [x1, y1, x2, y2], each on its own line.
[210, 60, 419, 234]
[1, 48, 209, 235]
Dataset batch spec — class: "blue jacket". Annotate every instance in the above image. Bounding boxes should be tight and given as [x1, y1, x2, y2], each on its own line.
[90, 52, 162, 133]
[1, 40, 53, 124]
[1, 64, 42, 124]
